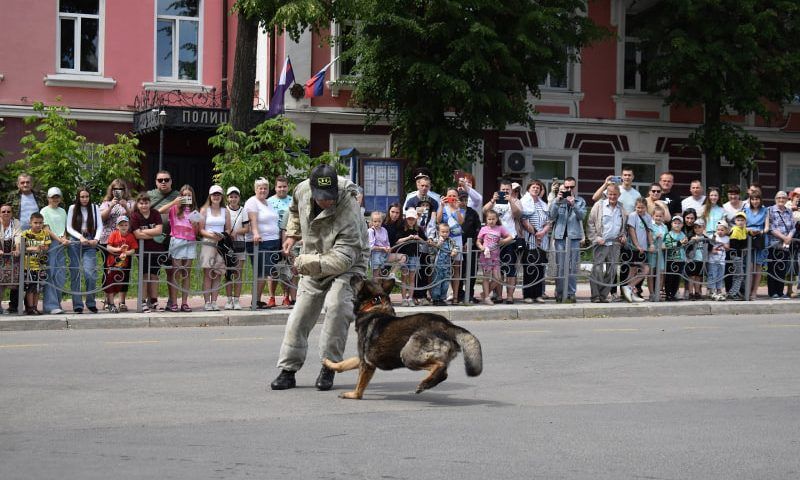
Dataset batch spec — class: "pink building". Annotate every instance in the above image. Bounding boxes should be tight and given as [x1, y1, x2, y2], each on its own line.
[2, 0, 800, 203]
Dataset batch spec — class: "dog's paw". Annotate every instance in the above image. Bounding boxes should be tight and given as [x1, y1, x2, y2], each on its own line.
[339, 391, 362, 400]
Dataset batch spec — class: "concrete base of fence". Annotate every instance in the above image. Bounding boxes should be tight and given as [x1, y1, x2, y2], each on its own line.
[1, 299, 799, 332]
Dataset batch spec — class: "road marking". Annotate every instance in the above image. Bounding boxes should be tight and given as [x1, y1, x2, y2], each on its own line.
[682, 326, 721, 330]
[759, 324, 800, 328]
[104, 340, 161, 345]
[0, 343, 49, 349]
[511, 330, 551, 334]
[593, 328, 639, 333]
[213, 337, 265, 341]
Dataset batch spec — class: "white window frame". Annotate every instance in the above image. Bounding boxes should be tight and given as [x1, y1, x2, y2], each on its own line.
[329, 20, 358, 96]
[780, 152, 800, 192]
[330, 133, 391, 160]
[154, 0, 203, 84]
[56, 0, 104, 75]
[615, 151, 669, 196]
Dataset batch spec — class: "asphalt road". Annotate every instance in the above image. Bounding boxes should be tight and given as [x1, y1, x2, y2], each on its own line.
[1, 314, 799, 480]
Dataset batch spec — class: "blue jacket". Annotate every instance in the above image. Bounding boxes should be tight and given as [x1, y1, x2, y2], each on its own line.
[548, 195, 587, 241]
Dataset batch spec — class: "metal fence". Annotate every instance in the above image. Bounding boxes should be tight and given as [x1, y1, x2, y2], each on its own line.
[2, 234, 799, 314]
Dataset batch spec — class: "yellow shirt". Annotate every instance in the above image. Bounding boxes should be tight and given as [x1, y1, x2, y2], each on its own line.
[21, 229, 50, 270]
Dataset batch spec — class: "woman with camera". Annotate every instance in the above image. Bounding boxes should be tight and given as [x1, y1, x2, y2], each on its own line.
[99, 179, 134, 311]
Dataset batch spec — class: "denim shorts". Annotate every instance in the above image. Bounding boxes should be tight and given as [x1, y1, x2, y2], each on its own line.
[403, 255, 420, 272]
[370, 251, 388, 270]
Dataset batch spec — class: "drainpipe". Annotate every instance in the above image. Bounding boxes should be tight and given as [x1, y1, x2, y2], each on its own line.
[269, 26, 276, 105]
[221, 0, 229, 108]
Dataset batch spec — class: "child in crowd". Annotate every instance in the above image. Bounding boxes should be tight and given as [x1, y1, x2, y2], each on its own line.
[21, 213, 50, 315]
[727, 212, 748, 300]
[368, 211, 406, 279]
[395, 208, 426, 306]
[103, 216, 138, 313]
[647, 207, 668, 301]
[428, 223, 460, 306]
[663, 215, 687, 301]
[623, 198, 652, 303]
[708, 221, 730, 301]
[476, 210, 512, 305]
[166, 185, 200, 312]
[685, 217, 707, 300]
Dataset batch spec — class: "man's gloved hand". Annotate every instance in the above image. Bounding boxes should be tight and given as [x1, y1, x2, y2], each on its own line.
[294, 254, 321, 276]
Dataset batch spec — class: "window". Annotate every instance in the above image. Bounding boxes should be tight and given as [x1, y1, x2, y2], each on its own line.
[58, 0, 101, 73]
[329, 20, 359, 94]
[621, 162, 656, 197]
[781, 153, 800, 192]
[623, 13, 648, 93]
[156, 0, 201, 81]
[539, 53, 569, 90]
[533, 159, 567, 184]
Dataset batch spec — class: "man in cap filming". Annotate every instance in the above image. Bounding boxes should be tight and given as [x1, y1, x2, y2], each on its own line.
[270, 164, 370, 391]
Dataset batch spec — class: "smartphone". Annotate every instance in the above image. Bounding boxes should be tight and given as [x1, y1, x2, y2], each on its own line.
[496, 191, 508, 204]
[610, 176, 622, 184]
[181, 196, 192, 205]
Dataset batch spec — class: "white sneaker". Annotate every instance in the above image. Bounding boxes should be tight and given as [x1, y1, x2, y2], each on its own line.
[232, 298, 242, 310]
[632, 294, 645, 303]
[224, 298, 234, 310]
[49, 308, 64, 314]
[621, 286, 633, 303]
[204, 302, 214, 311]
[211, 302, 220, 311]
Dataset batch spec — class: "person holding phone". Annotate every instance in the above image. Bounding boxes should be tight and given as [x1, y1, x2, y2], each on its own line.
[483, 178, 523, 303]
[99, 179, 134, 311]
[199, 185, 231, 311]
[454, 171, 483, 210]
[591, 168, 641, 214]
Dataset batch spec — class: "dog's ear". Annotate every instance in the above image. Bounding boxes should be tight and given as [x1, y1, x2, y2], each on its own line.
[381, 277, 395, 295]
[350, 275, 364, 294]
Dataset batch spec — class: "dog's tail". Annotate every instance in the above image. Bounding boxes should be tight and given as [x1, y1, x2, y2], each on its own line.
[453, 327, 483, 376]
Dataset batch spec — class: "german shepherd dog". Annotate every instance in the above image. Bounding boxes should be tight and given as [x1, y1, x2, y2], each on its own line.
[322, 277, 483, 399]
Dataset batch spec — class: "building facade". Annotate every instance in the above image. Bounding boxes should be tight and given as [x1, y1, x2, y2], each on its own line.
[2, 0, 800, 202]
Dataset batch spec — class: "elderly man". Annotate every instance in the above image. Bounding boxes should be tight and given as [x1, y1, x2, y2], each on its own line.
[271, 164, 370, 391]
[588, 184, 627, 303]
[5, 173, 44, 313]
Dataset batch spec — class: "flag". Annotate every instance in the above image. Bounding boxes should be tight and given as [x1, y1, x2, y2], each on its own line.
[268, 56, 295, 116]
[304, 57, 338, 98]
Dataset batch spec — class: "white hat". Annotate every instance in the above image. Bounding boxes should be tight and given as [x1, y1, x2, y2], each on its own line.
[511, 182, 521, 190]
[226, 186, 240, 196]
[47, 187, 62, 198]
[209, 185, 224, 195]
[115, 215, 129, 225]
[671, 215, 683, 223]
[404, 208, 418, 219]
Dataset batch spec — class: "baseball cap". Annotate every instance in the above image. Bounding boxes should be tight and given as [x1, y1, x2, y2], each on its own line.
[309, 164, 338, 201]
[717, 220, 729, 229]
[694, 218, 706, 227]
[47, 187, 62, 198]
[116, 215, 129, 225]
[226, 186, 240, 196]
[511, 182, 521, 191]
[671, 215, 683, 223]
[734, 211, 746, 219]
[209, 185, 224, 195]
[404, 208, 418, 219]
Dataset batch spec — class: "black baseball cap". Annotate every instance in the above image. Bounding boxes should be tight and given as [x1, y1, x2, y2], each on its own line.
[310, 164, 338, 201]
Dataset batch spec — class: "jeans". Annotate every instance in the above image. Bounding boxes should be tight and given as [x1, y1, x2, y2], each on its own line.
[707, 262, 725, 290]
[43, 243, 66, 312]
[554, 238, 580, 298]
[67, 242, 98, 310]
[430, 266, 450, 301]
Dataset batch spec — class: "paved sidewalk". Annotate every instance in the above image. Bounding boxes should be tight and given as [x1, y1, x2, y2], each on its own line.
[1, 286, 797, 331]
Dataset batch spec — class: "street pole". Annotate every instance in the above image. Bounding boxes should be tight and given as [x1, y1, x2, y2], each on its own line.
[158, 109, 167, 172]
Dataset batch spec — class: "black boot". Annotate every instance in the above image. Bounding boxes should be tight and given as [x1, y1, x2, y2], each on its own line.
[315, 366, 335, 391]
[270, 369, 296, 390]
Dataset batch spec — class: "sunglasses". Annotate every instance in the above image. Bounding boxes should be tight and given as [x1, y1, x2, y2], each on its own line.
[650, 189, 661, 193]
[156, 178, 171, 183]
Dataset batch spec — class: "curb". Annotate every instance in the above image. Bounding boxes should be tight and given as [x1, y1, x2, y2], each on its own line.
[0, 300, 798, 332]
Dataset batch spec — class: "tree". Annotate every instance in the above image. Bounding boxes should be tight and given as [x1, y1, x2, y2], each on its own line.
[9, 102, 144, 204]
[208, 116, 345, 199]
[633, 0, 800, 183]
[229, 0, 357, 131]
[345, 0, 606, 192]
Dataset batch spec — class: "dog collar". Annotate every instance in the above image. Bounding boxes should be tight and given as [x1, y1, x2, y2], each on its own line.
[359, 295, 389, 314]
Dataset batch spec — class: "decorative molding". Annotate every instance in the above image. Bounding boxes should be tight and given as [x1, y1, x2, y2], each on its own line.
[142, 82, 215, 93]
[0, 104, 133, 123]
[613, 94, 669, 122]
[532, 91, 585, 117]
[44, 73, 116, 89]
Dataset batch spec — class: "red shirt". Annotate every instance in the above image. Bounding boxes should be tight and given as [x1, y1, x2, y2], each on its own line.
[106, 230, 138, 268]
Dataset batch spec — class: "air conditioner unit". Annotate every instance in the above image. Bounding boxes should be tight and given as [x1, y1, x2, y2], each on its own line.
[502, 149, 534, 175]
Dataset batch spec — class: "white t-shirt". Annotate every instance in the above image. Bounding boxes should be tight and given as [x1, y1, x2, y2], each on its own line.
[681, 196, 706, 214]
[19, 193, 38, 230]
[227, 206, 247, 242]
[244, 196, 279, 241]
[493, 202, 517, 239]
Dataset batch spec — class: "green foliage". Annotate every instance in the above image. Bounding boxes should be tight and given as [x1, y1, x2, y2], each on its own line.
[344, 0, 607, 192]
[633, 0, 800, 174]
[234, 0, 357, 40]
[209, 116, 347, 198]
[689, 122, 762, 177]
[9, 102, 143, 204]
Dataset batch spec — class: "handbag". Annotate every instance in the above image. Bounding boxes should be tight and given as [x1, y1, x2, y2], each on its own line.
[750, 232, 765, 250]
[216, 232, 239, 268]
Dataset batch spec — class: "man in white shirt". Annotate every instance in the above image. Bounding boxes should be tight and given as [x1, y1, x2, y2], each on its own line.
[681, 180, 706, 213]
[591, 167, 641, 213]
[587, 184, 627, 303]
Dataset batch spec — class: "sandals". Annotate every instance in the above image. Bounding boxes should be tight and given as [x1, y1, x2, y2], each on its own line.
[168, 304, 179, 312]
[118, 304, 128, 312]
[180, 304, 192, 312]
